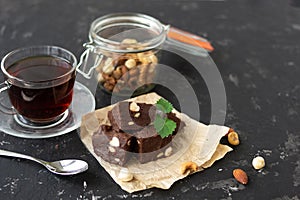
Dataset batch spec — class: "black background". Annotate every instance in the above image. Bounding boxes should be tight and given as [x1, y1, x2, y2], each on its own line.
[0, 0, 299, 199]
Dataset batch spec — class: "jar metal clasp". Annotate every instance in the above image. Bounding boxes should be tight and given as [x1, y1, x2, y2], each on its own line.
[77, 41, 102, 80]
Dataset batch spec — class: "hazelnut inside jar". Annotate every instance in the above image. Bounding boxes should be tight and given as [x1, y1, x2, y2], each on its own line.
[96, 38, 159, 95]
[80, 13, 167, 96]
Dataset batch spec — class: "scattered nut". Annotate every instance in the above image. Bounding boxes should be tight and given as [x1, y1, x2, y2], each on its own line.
[252, 156, 265, 170]
[117, 168, 134, 182]
[180, 161, 198, 175]
[125, 59, 136, 69]
[129, 102, 140, 112]
[103, 82, 114, 91]
[108, 146, 116, 153]
[164, 147, 173, 157]
[228, 131, 240, 146]
[109, 136, 120, 147]
[97, 73, 104, 82]
[102, 62, 114, 74]
[112, 68, 122, 79]
[149, 54, 158, 64]
[134, 112, 141, 118]
[156, 152, 164, 158]
[233, 168, 248, 185]
[98, 47, 157, 93]
[114, 158, 121, 163]
[121, 38, 138, 44]
[128, 121, 135, 126]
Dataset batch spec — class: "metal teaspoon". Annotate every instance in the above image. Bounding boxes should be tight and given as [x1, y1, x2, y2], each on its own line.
[0, 149, 88, 175]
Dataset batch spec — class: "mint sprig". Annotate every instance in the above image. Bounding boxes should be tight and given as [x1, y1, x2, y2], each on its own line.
[156, 98, 173, 113]
[154, 98, 177, 138]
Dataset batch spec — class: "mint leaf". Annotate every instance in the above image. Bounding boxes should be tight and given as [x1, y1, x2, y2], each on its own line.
[154, 98, 177, 138]
[156, 98, 173, 113]
[154, 114, 165, 133]
[158, 118, 177, 138]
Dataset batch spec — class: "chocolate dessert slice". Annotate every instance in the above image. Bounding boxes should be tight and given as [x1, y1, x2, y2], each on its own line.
[92, 125, 136, 166]
[93, 100, 184, 166]
[108, 102, 156, 132]
[134, 125, 173, 163]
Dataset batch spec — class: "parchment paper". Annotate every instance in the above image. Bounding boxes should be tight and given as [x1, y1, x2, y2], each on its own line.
[80, 92, 232, 193]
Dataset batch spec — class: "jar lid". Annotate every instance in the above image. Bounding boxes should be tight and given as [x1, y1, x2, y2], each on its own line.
[88, 13, 168, 53]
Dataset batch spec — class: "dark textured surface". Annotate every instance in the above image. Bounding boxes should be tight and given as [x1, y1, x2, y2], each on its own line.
[0, 0, 300, 199]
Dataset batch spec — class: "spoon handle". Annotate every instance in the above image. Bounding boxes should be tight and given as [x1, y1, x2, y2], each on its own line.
[0, 149, 47, 165]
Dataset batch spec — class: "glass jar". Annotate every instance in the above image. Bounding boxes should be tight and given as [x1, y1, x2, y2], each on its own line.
[77, 13, 210, 96]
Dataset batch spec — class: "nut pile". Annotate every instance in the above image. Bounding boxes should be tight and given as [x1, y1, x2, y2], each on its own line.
[97, 38, 158, 93]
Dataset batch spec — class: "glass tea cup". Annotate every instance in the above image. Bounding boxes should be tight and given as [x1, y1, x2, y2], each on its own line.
[0, 46, 77, 128]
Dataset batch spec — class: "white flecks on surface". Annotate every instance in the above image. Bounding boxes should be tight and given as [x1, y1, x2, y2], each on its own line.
[280, 151, 289, 160]
[57, 189, 65, 196]
[284, 133, 300, 156]
[22, 32, 32, 38]
[293, 160, 300, 187]
[115, 194, 129, 199]
[181, 2, 199, 11]
[288, 108, 298, 116]
[272, 195, 300, 200]
[0, 141, 10, 145]
[10, 30, 17, 39]
[0, 25, 6, 35]
[194, 178, 246, 197]
[287, 61, 295, 66]
[271, 115, 277, 124]
[232, 159, 249, 167]
[250, 97, 262, 110]
[278, 132, 300, 187]
[292, 24, 300, 30]
[83, 181, 87, 190]
[228, 74, 239, 87]
[180, 186, 190, 193]
[1, 177, 19, 195]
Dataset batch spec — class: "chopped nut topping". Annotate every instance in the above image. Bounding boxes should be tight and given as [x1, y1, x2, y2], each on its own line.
[109, 136, 120, 147]
[128, 121, 135, 126]
[164, 147, 173, 157]
[129, 102, 140, 112]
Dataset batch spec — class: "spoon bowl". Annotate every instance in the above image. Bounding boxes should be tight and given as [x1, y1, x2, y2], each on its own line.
[0, 149, 88, 175]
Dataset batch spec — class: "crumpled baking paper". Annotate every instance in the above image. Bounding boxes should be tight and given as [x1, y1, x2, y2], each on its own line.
[80, 92, 232, 193]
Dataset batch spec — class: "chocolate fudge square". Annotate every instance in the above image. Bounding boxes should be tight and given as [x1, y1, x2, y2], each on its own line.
[134, 125, 173, 163]
[108, 102, 156, 132]
[92, 125, 136, 166]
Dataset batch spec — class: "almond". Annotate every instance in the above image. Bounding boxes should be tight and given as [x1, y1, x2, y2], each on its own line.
[233, 168, 248, 185]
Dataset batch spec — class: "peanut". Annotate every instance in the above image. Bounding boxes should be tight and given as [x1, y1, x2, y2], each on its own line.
[228, 131, 240, 146]
[180, 161, 198, 175]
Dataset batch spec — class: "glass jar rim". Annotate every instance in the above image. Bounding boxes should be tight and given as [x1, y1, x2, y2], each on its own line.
[88, 12, 168, 53]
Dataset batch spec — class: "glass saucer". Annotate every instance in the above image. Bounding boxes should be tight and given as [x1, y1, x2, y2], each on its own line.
[0, 81, 95, 139]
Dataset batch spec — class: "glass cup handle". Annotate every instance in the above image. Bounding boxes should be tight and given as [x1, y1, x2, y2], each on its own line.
[165, 26, 213, 57]
[0, 81, 15, 115]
